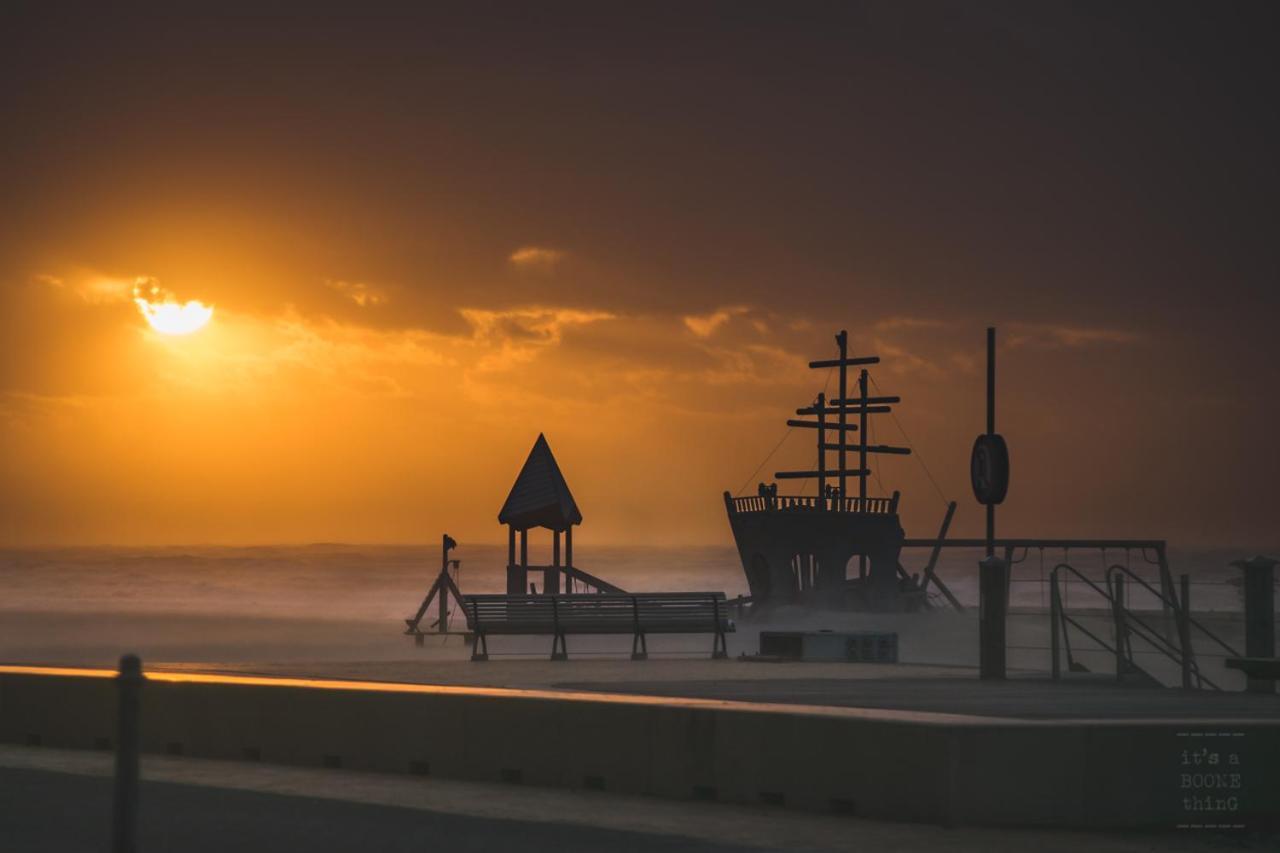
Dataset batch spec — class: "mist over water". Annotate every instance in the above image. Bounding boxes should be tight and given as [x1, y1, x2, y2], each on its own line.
[0, 542, 1257, 618]
[0, 543, 1261, 672]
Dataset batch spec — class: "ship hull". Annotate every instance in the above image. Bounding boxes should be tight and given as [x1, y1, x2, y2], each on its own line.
[724, 492, 912, 612]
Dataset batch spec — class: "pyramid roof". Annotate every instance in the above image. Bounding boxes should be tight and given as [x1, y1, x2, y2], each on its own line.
[497, 434, 583, 529]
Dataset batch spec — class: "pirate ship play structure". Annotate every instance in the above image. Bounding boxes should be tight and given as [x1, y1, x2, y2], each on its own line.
[723, 328, 1180, 621]
[723, 329, 919, 612]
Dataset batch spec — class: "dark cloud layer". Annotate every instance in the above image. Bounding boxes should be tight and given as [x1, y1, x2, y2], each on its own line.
[1, 2, 1277, 545]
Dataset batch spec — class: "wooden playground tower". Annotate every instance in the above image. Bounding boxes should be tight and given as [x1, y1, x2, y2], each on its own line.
[405, 434, 621, 643]
[498, 433, 622, 596]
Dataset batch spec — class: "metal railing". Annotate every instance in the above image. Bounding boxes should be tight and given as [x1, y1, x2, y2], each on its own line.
[1049, 562, 1243, 690]
[727, 492, 899, 515]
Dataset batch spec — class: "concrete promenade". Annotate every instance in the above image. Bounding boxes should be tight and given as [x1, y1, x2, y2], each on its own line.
[149, 657, 1279, 719]
[1, 745, 1271, 852]
[2, 663, 1277, 831]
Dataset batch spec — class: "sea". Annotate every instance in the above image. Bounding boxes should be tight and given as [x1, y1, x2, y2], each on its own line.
[0, 543, 1265, 669]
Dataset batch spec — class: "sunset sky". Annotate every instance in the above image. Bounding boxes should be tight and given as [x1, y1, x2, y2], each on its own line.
[2, 2, 1277, 547]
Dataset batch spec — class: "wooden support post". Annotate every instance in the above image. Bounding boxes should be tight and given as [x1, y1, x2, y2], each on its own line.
[858, 369, 868, 503]
[1111, 574, 1128, 681]
[546, 529, 561, 595]
[816, 391, 827, 505]
[520, 528, 528, 568]
[113, 654, 142, 853]
[506, 525, 524, 595]
[438, 535, 450, 634]
[565, 526, 573, 568]
[857, 367, 869, 578]
[837, 330, 848, 501]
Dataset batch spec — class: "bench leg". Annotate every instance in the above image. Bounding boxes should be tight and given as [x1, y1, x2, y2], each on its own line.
[551, 632, 568, 661]
[631, 631, 648, 661]
[471, 633, 489, 662]
[712, 628, 728, 660]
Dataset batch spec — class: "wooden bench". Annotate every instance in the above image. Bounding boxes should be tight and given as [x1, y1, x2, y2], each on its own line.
[463, 592, 734, 661]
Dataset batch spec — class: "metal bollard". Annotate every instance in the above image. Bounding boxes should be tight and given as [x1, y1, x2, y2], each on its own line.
[978, 555, 1008, 679]
[1110, 574, 1127, 681]
[1049, 572, 1061, 680]
[1232, 556, 1277, 694]
[113, 654, 143, 853]
[1178, 574, 1193, 689]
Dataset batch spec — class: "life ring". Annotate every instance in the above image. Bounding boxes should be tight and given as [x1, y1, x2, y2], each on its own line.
[970, 433, 1009, 505]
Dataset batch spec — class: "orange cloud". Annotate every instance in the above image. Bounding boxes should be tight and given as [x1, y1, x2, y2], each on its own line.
[682, 305, 749, 338]
[1007, 324, 1143, 349]
[508, 246, 566, 268]
[325, 279, 388, 308]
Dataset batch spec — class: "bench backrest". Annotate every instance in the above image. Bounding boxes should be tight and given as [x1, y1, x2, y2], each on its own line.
[463, 592, 733, 635]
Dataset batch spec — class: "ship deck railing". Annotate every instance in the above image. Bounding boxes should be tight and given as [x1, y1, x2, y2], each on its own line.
[726, 492, 900, 515]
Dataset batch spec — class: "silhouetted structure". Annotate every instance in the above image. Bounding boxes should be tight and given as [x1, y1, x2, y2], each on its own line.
[499, 434, 622, 595]
[403, 534, 468, 642]
[724, 331, 920, 612]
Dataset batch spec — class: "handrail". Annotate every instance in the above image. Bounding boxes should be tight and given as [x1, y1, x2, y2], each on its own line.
[1050, 564, 1131, 675]
[1050, 563, 1223, 691]
[1105, 564, 1240, 661]
[1103, 566, 1186, 663]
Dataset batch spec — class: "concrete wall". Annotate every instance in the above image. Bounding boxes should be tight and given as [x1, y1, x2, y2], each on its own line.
[1, 666, 1276, 829]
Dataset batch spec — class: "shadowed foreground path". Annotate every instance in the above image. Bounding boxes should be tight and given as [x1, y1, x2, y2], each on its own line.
[1, 746, 1273, 853]
[0, 767, 748, 853]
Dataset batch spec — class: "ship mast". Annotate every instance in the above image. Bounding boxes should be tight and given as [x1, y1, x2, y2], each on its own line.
[775, 330, 911, 508]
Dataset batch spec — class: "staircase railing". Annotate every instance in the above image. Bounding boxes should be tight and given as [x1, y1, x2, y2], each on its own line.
[1050, 563, 1158, 684]
[1103, 564, 1243, 690]
[1049, 562, 1231, 690]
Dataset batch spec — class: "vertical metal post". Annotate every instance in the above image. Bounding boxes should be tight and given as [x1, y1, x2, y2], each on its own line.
[976, 327, 1006, 680]
[1178, 574, 1193, 689]
[1111, 574, 1127, 681]
[1050, 572, 1061, 680]
[113, 654, 142, 853]
[979, 555, 1007, 679]
[1233, 556, 1277, 693]
[985, 326, 995, 557]
[836, 330, 848, 501]
[816, 391, 827, 506]
[1157, 545, 1176, 644]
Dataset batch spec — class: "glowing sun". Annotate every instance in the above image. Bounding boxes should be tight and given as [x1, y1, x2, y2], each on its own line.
[134, 280, 213, 335]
